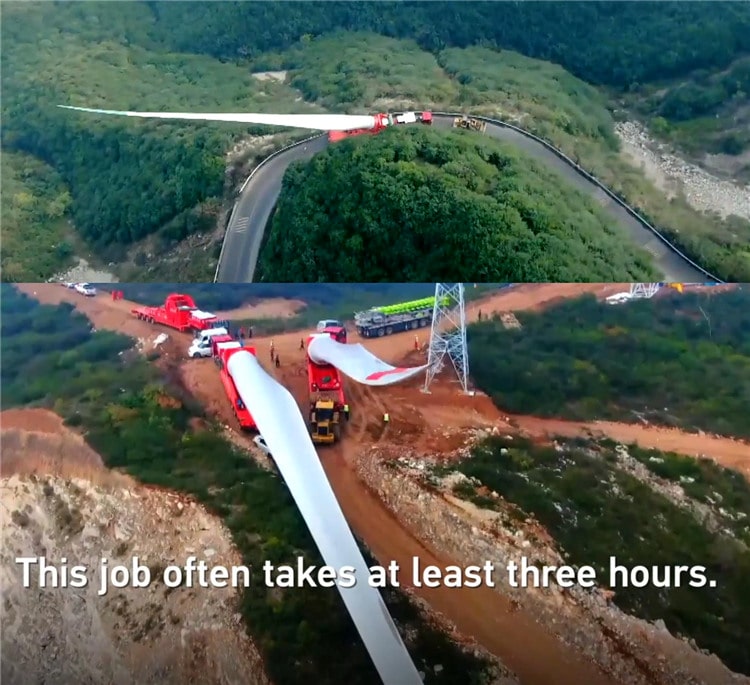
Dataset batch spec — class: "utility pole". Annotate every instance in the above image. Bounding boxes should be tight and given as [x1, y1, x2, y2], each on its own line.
[423, 283, 470, 394]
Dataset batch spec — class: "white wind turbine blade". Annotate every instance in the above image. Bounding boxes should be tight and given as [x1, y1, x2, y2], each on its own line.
[57, 106, 376, 131]
[225, 350, 422, 685]
[308, 334, 427, 386]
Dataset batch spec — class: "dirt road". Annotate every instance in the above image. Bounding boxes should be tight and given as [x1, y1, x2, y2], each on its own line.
[511, 415, 750, 478]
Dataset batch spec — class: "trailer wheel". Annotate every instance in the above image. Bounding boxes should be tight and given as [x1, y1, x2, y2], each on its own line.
[411, 321, 418, 329]
[386, 327, 393, 335]
[420, 319, 428, 327]
[377, 329, 384, 337]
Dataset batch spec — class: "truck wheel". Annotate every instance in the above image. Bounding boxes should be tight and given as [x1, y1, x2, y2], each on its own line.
[420, 319, 428, 327]
[377, 329, 384, 337]
[386, 327, 393, 335]
[411, 321, 418, 329]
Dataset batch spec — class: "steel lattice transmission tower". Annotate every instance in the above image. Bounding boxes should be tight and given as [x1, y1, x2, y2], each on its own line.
[629, 283, 661, 299]
[423, 283, 470, 394]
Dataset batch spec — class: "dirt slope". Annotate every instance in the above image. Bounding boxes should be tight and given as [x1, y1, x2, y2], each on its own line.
[1, 408, 269, 685]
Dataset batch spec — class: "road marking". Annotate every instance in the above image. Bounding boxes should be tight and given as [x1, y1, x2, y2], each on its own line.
[233, 217, 250, 234]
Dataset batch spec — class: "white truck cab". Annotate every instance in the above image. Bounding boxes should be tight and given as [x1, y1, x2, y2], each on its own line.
[188, 327, 229, 358]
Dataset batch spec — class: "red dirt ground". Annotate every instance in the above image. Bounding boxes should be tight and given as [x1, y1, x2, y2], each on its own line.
[214, 297, 306, 320]
[12, 282, 749, 685]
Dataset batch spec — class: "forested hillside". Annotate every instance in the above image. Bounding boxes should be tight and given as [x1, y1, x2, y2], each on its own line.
[139, 2, 750, 88]
[2, 1, 748, 280]
[1, 151, 75, 280]
[258, 127, 657, 282]
[469, 288, 750, 438]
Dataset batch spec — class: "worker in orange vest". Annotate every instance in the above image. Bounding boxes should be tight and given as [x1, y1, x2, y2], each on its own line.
[414, 335, 419, 351]
[270, 340, 275, 359]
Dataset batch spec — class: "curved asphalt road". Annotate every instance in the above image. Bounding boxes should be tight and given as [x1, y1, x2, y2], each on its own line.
[216, 114, 711, 283]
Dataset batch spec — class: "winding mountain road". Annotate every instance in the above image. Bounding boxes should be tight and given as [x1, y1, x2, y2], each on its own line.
[215, 113, 718, 284]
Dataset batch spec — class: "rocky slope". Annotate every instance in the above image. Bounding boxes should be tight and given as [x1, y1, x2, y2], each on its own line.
[0, 412, 270, 685]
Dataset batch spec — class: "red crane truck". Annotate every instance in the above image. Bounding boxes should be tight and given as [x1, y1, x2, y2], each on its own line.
[328, 111, 433, 143]
[214, 340, 257, 431]
[131, 293, 228, 333]
[307, 330, 347, 409]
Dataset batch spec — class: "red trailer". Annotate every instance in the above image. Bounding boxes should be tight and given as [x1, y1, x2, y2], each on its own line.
[306, 332, 346, 408]
[131, 293, 227, 333]
[327, 111, 433, 143]
[214, 341, 257, 431]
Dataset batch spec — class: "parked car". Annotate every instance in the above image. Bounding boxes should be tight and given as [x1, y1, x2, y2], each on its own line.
[74, 283, 96, 297]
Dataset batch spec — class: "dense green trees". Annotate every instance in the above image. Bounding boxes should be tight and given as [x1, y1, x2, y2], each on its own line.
[145, 2, 750, 88]
[258, 127, 657, 282]
[469, 288, 750, 438]
[1, 151, 76, 281]
[2, 8, 318, 253]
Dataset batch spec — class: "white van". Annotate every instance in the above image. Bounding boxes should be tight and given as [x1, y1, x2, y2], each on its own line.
[188, 327, 229, 358]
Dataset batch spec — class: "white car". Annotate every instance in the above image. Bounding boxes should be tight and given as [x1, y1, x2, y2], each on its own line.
[253, 435, 273, 460]
[74, 283, 96, 297]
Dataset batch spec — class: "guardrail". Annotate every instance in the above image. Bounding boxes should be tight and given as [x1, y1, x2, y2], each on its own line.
[213, 133, 324, 282]
[216, 112, 724, 284]
[433, 111, 723, 283]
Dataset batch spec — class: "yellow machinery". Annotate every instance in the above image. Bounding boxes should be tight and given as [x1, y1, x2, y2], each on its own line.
[309, 398, 341, 445]
[452, 115, 487, 133]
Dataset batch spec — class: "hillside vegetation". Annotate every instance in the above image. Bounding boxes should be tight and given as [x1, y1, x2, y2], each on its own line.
[469, 288, 750, 438]
[0, 283, 495, 685]
[1, 151, 75, 280]
[627, 55, 750, 162]
[135, 2, 750, 88]
[2, 2, 749, 280]
[2, 12, 319, 252]
[266, 36, 750, 280]
[446, 434, 750, 675]
[258, 127, 658, 282]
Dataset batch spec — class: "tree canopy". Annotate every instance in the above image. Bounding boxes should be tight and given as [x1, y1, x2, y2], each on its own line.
[258, 127, 658, 282]
[469, 288, 750, 438]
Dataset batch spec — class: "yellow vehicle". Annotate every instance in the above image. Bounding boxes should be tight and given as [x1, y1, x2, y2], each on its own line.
[309, 398, 341, 445]
[452, 115, 487, 133]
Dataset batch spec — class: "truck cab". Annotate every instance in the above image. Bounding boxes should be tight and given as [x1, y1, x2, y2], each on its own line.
[309, 399, 341, 444]
[317, 319, 343, 332]
[322, 326, 347, 343]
